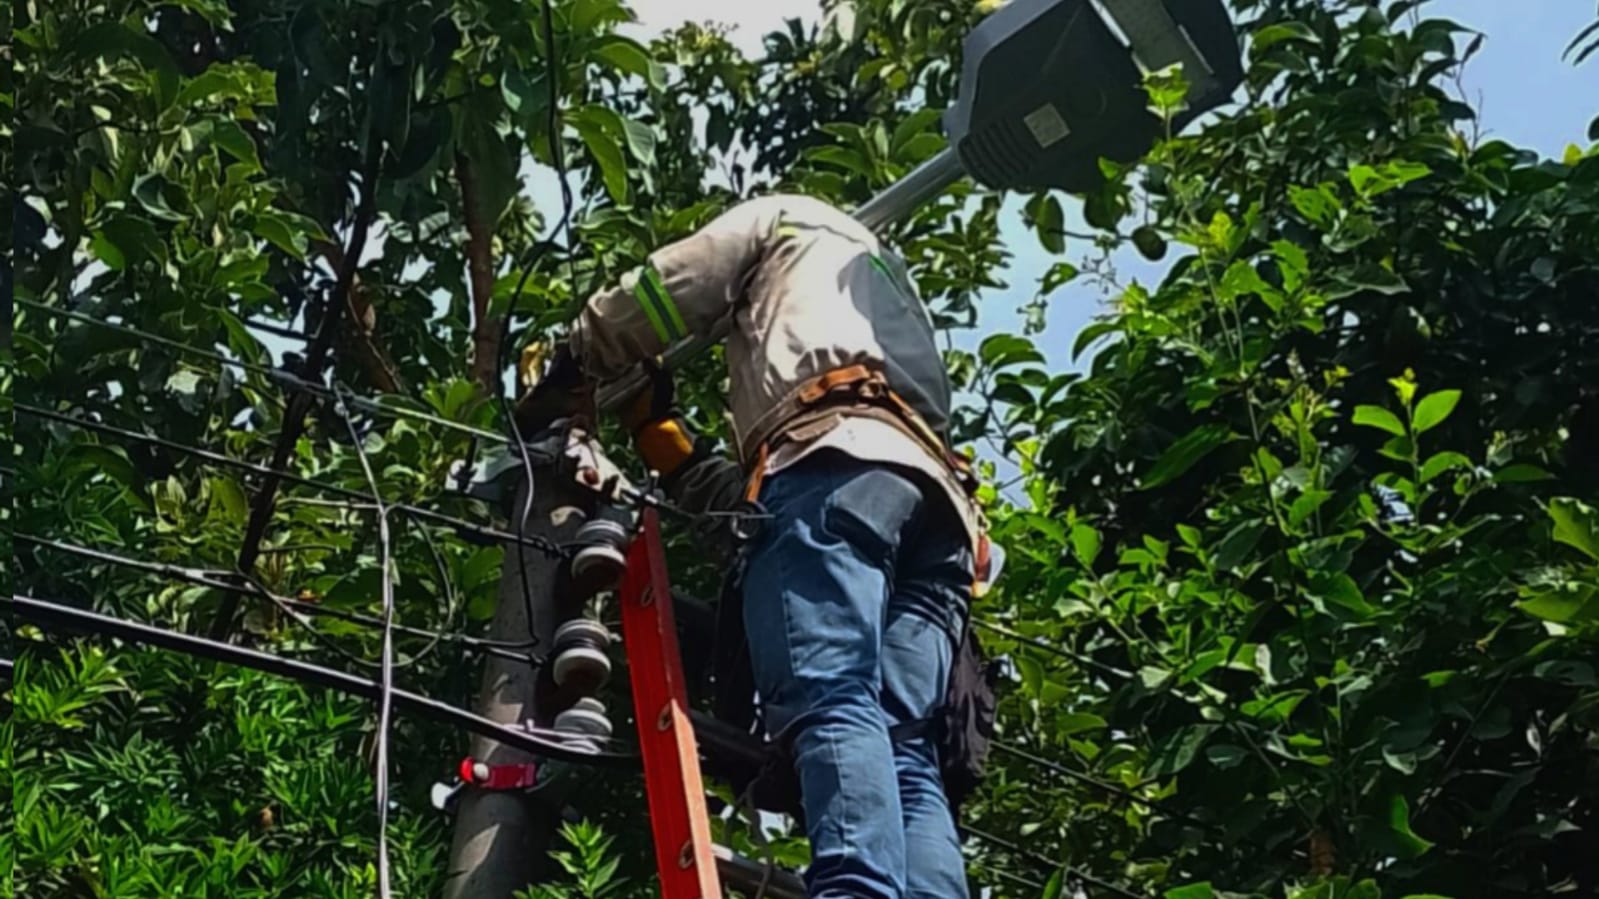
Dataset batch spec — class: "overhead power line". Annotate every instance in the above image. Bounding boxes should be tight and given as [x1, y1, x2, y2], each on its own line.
[15, 298, 513, 448]
[9, 593, 637, 769]
[963, 823, 1149, 899]
[16, 533, 540, 663]
[16, 404, 571, 559]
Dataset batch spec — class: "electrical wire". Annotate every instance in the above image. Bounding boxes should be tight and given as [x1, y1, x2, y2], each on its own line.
[15, 534, 541, 659]
[990, 741, 1222, 834]
[8, 594, 637, 767]
[16, 404, 572, 558]
[15, 298, 512, 448]
[332, 383, 396, 899]
[973, 618, 1135, 681]
[963, 823, 1149, 899]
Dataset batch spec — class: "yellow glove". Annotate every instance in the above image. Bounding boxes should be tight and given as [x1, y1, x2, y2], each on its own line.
[620, 361, 697, 478]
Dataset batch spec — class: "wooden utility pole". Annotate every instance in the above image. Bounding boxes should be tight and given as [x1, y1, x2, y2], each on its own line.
[443, 449, 587, 899]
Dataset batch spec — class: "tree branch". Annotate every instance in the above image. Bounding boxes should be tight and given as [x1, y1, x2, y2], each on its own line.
[318, 238, 405, 394]
[457, 151, 501, 393]
[208, 149, 385, 640]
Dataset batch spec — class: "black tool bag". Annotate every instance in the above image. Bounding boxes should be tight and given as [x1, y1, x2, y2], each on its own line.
[887, 623, 1002, 816]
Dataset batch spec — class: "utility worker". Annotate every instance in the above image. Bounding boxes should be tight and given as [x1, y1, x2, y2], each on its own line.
[534, 193, 989, 899]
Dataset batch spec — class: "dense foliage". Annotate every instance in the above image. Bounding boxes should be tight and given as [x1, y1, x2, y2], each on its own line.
[7, 1, 1595, 898]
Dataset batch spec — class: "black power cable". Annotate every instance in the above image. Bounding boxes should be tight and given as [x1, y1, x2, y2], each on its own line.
[15, 298, 513, 448]
[964, 823, 1149, 899]
[9, 594, 638, 767]
[16, 404, 571, 558]
[16, 534, 541, 661]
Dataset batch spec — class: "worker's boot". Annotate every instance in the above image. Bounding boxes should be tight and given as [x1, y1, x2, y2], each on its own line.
[550, 618, 612, 695]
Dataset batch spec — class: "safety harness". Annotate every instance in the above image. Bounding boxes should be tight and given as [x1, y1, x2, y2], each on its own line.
[737, 362, 992, 587]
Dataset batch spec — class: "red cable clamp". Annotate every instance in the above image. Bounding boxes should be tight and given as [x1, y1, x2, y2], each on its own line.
[458, 756, 541, 791]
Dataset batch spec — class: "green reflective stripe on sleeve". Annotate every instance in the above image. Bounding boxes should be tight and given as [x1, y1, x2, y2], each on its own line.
[777, 224, 803, 238]
[867, 254, 896, 282]
[632, 277, 674, 344]
[638, 265, 688, 341]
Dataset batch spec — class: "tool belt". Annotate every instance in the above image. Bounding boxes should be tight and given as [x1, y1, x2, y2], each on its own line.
[737, 363, 991, 585]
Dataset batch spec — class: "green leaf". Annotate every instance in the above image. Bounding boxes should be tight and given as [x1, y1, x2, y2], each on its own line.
[1533, 660, 1596, 687]
[1352, 405, 1406, 437]
[167, 370, 203, 396]
[210, 477, 249, 520]
[1420, 451, 1472, 484]
[1309, 572, 1377, 620]
[74, 22, 180, 109]
[1549, 498, 1599, 561]
[1148, 724, 1219, 777]
[1388, 795, 1434, 859]
[96, 214, 166, 267]
[131, 174, 187, 223]
[620, 116, 657, 170]
[1016, 654, 1044, 698]
[253, 212, 310, 261]
[1140, 424, 1237, 489]
[1040, 868, 1065, 899]
[176, 68, 242, 107]
[572, 107, 630, 204]
[1517, 586, 1599, 624]
[1213, 520, 1267, 571]
[1057, 713, 1108, 736]
[1034, 194, 1065, 254]
[62, 445, 137, 488]
[1164, 883, 1215, 899]
[1069, 524, 1101, 567]
[1252, 22, 1318, 52]
[807, 145, 870, 176]
[891, 109, 943, 155]
[1071, 321, 1118, 361]
[90, 233, 128, 270]
[1272, 240, 1310, 292]
[1205, 744, 1247, 769]
[1039, 261, 1080, 296]
[1494, 464, 1553, 484]
[1412, 390, 1462, 434]
[979, 334, 1043, 369]
[1288, 184, 1341, 227]
[211, 120, 262, 173]
[590, 35, 666, 90]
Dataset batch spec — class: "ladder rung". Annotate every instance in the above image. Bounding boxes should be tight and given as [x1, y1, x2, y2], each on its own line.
[713, 845, 806, 899]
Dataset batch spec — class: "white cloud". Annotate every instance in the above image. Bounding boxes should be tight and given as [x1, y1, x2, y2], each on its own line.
[624, 0, 822, 54]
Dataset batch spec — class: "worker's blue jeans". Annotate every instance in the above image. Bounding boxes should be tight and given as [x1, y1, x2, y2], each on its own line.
[742, 451, 971, 899]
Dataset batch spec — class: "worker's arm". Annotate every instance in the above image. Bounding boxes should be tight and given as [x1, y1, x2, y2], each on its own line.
[622, 367, 748, 558]
[569, 195, 788, 382]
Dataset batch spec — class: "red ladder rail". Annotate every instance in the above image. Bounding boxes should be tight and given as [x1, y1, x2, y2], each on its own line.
[619, 508, 723, 899]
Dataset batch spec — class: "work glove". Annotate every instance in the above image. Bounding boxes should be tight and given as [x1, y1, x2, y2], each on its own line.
[618, 360, 700, 478]
[516, 341, 596, 431]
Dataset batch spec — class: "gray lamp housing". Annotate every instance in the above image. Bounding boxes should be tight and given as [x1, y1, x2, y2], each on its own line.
[944, 0, 1243, 193]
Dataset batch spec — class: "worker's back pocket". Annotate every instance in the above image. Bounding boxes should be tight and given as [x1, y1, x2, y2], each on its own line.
[821, 466, 922, 567]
